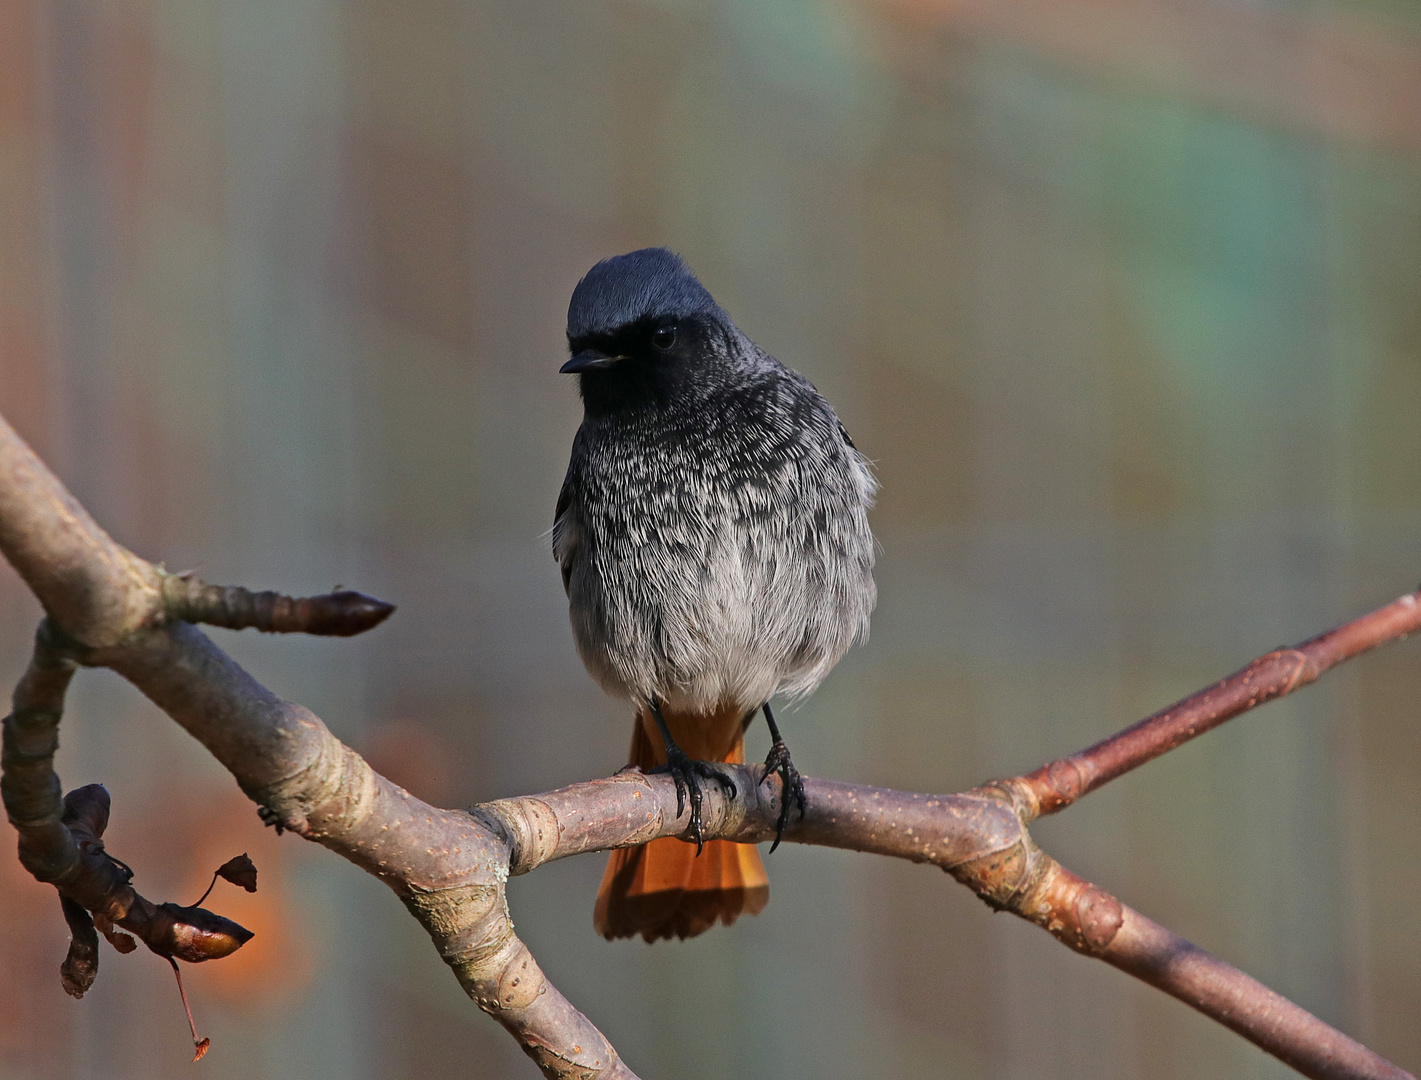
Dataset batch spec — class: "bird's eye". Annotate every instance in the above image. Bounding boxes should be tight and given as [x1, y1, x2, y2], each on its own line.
[652, 325, 677, 351]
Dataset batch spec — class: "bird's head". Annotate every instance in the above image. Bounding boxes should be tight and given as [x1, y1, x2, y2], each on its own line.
[563, 248, 745, 414]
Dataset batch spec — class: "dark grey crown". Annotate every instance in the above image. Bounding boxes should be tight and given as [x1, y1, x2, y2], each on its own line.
[567, 248, 725, 340]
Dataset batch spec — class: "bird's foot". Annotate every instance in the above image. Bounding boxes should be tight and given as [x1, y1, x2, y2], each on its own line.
[256, 804, 286, 835]
[649, 746, 737, 854]
[760, 738, 806, 853]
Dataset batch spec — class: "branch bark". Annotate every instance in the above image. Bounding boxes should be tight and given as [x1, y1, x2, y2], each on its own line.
[0, 411, 1412, 1080]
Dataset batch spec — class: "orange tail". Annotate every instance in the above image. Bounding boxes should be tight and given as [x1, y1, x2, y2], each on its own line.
[593, 705, 768, 942]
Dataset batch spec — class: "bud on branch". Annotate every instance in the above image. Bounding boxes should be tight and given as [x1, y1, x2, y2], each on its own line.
[0, 625, 256, 1060]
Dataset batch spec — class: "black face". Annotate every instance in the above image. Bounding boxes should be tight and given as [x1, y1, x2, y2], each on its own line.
[565, 315, 718, 416]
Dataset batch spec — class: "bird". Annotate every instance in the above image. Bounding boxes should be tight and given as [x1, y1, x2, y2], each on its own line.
[553, 248, 876, 942]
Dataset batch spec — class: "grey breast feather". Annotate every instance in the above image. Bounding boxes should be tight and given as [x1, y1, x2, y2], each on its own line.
[554, 363, 876, 715]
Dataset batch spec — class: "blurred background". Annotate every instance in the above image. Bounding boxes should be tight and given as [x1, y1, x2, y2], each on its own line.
[2, 0, 1419, 1077]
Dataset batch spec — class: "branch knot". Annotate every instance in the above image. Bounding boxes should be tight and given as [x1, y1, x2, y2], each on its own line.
[476, 798, 561, 876]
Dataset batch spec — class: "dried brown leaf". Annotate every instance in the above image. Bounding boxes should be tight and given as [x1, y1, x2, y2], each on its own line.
[106, 929, 138, 953]
[59, 897, 99, 998]
[192, 1038, 211, 1062]
[90, 911, 137, 952]
[214, 853, 257, 892]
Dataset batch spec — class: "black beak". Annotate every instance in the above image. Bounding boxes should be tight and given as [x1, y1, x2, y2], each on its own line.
[560, 350, 627, 374]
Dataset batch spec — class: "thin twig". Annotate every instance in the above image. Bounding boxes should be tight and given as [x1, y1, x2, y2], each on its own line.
[160, 573, 395, 637]
[1013, 589, 1421, 817]
[168, 958, 210, 1061]
[191, 873, 218, 910]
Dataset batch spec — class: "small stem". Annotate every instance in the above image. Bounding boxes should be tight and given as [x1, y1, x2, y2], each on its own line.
[1015, 589, 1421, 817]
[168, 957, 210, 1061]
[191, 872, 218, 909]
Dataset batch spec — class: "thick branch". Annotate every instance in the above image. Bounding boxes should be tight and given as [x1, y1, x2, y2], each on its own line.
[483, 773, 1409, 1080]
[93, 623, 633, 1079]
[0, 415, 634, 1076]
[0, 419, 162, 646]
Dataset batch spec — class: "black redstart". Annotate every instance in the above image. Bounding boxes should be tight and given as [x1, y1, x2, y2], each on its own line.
[554, 248, 876, 940]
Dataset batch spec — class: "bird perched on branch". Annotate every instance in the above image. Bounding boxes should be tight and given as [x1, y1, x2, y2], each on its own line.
[554, 248, 876, 942]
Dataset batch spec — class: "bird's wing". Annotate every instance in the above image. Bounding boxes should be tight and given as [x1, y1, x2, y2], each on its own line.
[552, 474, 578, 596]
[836, 419, 857, 450]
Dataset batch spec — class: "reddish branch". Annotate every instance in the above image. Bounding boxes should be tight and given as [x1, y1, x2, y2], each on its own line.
[1014, 591, 1421, 817]
[0, 410, 1414, 1080]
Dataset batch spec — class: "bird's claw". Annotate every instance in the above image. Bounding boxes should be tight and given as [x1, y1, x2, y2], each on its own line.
[651, 746, 736, 854]
[257, 804, 286, 835]
[760, 738, 806, 853]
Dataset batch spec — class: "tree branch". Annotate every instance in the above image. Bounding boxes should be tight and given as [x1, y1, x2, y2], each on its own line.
[1014, 591, 1421, 816]
[484, 772, 1408, 1080]
[1, 622, 254, 1006]
[0, 410, 1412, 1080]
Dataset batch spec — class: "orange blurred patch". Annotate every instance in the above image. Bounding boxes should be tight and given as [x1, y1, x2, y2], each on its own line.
[0, 832, 73, 1054]
[175, 792, 312, 1007]
[362, 717, 464, 808]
